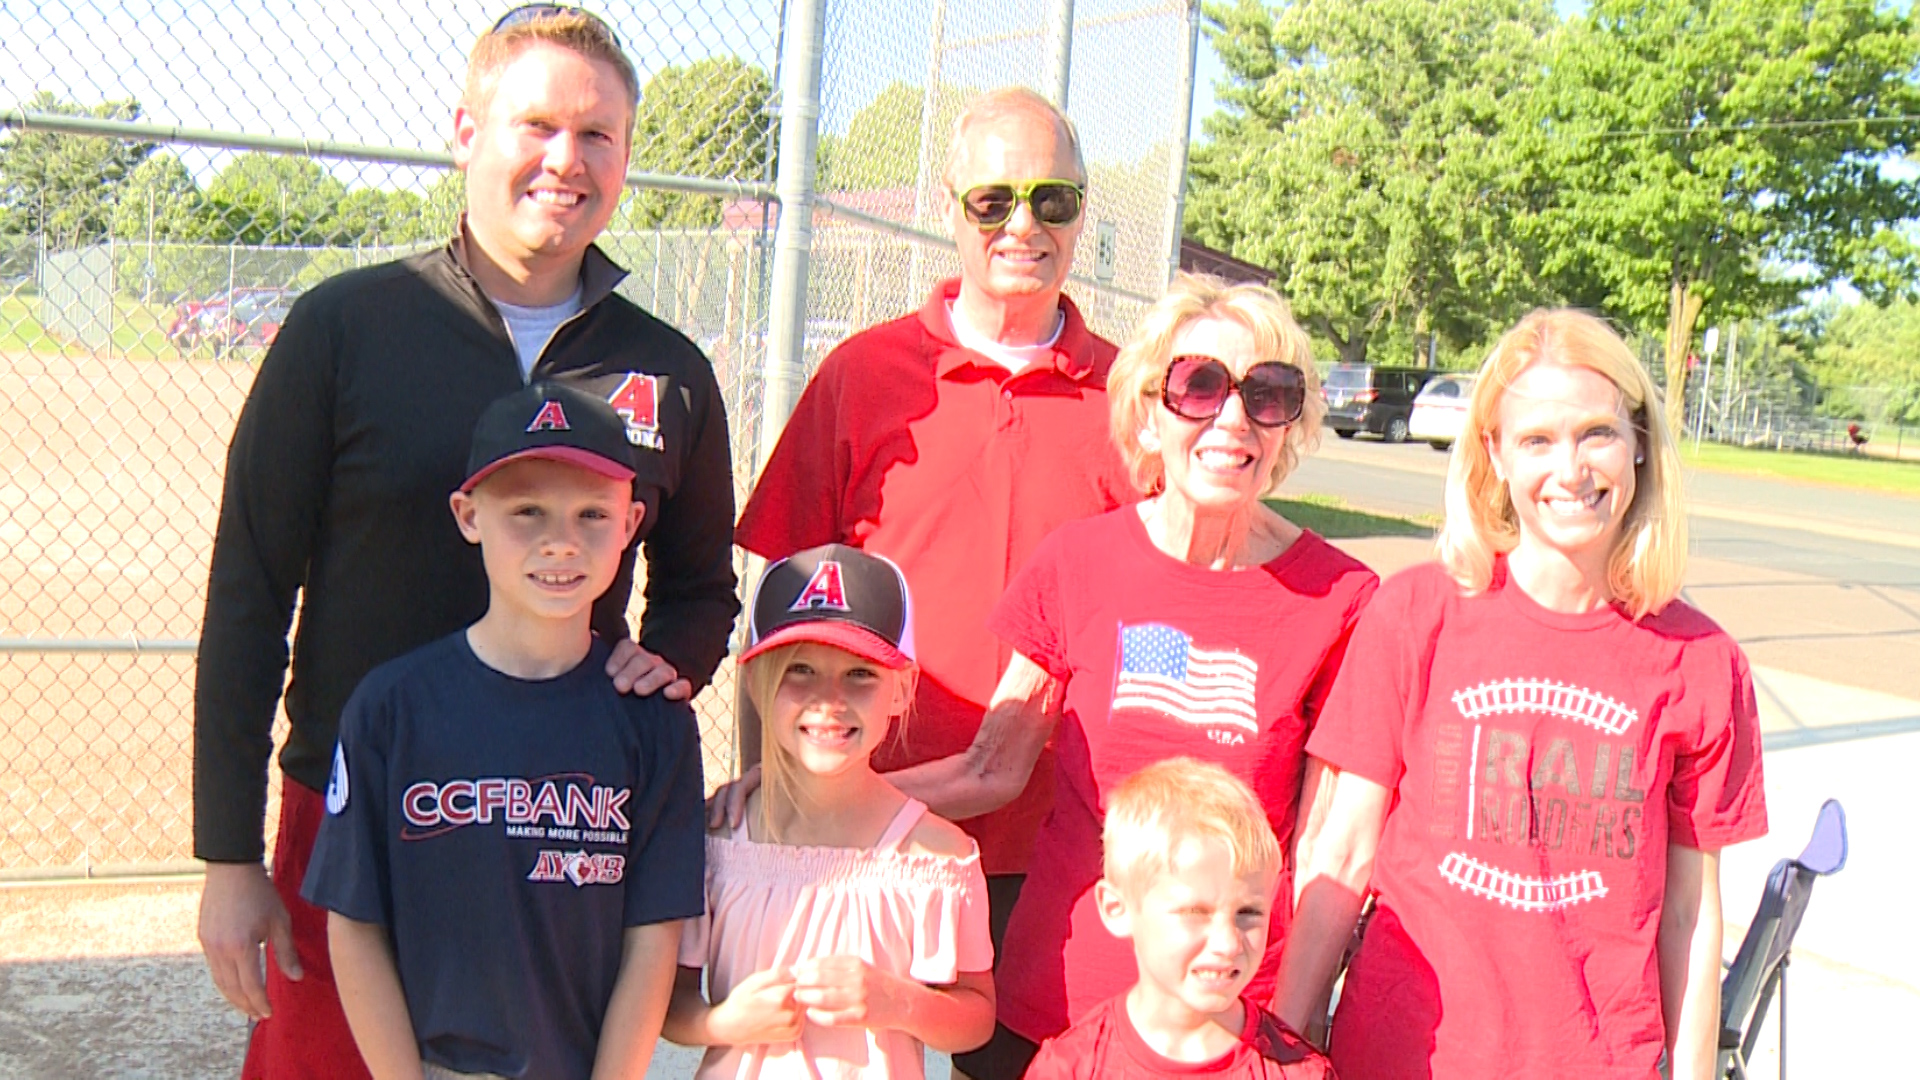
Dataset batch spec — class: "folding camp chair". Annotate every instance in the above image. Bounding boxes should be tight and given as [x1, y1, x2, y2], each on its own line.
[1718, 799, 1849, 1080]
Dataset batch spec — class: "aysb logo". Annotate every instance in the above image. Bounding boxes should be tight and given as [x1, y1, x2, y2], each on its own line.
[527, 849, 626, 887]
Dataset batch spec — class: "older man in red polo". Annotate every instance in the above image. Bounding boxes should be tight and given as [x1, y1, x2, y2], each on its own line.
[733, 85, 1135, 1079]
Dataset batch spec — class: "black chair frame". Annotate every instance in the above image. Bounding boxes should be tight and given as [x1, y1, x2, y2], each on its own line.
[1717, 799, 1848, 1080]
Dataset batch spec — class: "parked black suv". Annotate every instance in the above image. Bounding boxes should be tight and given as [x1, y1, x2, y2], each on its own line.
[1323, 364, 1438, 442]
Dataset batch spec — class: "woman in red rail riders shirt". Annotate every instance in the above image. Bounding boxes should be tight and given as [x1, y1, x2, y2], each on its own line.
[1278, 309, 1767, 1080]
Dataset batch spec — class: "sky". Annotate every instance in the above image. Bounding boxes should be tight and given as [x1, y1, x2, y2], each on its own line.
[3, 0, 1195, 186]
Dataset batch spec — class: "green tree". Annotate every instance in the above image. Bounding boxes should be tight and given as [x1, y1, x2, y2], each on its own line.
[417, 170, 467, 241]
[110, 152, 209, 242]
[1185, 0, 1551, 365]
[625, 57, 775, 229]
[334, 187, 426, 246]
[1804, 300, 1920, 424]
[820, 81, 966, 193]
[0, 92, 153, 250]
[1514, 0, 1920, 436]
[204, 153, 349, 245]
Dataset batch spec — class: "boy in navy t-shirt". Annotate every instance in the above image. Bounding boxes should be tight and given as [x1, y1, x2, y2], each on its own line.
[303, 382, 705, 1079]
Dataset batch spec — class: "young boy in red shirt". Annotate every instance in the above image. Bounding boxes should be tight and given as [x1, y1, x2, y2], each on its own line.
[1024, 759, 1334, 1079]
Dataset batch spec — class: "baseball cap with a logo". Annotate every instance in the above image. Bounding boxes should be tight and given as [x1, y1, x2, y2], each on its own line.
[461, 381, 637, 493]
[741, 544, 916, 670]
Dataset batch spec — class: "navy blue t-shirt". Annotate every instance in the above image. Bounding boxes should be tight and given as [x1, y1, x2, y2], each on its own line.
[303, 632, 705, 1080]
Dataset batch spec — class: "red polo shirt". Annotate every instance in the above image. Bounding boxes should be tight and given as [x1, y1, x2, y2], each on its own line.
[735, 279, 1138, 874]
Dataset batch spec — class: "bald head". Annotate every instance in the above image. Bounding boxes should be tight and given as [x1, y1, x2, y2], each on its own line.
[941, 87, 1086, 191]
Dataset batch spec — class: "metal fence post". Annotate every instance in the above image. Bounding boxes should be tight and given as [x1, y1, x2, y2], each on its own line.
[756, 0, 828, 472]
[1046, 0, 1075, 107]
[1165, 0, 1201, 287]
[909, 0, 949, 299]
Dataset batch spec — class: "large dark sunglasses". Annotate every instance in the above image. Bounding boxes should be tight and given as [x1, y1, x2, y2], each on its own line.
[1161, 355, 1306, 428]
[954, 179, 1086, 230]
[491, 4, 621, 47]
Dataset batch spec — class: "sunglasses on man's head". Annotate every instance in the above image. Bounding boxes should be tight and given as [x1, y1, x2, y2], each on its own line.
[491, 3, 621, 47]
[1160, 355, 1306, 428]
[954, 179, 1086, 230]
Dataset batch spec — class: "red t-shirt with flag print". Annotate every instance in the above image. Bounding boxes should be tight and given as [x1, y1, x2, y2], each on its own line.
[987, 507, 1376, 1042]
[1306, 560, 1767, 1080]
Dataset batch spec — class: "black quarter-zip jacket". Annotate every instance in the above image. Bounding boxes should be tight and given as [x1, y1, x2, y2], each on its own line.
[193, 236, 739, 863]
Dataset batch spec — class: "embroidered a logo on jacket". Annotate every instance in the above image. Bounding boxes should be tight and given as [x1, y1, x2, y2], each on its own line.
[607, 373, 664, 451]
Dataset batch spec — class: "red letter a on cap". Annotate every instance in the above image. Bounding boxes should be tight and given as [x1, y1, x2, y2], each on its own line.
[526, 400, 571, 432]
[790, 562, 849, 612]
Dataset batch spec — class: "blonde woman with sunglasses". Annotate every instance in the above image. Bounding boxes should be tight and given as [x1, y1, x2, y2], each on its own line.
[866, 273, 1379, 1077]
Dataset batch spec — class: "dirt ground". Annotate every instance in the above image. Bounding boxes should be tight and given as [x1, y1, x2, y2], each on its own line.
[0, 350, 741, 876]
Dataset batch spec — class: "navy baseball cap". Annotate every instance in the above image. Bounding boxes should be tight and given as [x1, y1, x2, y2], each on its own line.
[742, 545, 916, 670]
[461, 381, 637, 493]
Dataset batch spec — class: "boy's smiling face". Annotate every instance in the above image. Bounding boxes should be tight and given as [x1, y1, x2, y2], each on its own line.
[450, 458, 642, 628]
[1097, 834, 1279, 1026]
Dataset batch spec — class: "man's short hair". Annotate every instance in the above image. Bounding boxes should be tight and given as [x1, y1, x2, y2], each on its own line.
[1102, 757, 1280, 900]
[464, 8, 640, 120]
[941, 86, 1086, 189]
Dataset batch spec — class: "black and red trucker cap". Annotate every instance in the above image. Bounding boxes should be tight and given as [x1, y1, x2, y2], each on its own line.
[461, 381, 637, 493]
[742, 544, 916, 670]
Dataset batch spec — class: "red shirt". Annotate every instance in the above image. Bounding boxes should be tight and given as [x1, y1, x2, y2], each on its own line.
[988, 509, 1376, 1040]
[734, 280, 1136, 874]
[1025, 995, 1337, 1079]
[1307, 561, 1768, 1080]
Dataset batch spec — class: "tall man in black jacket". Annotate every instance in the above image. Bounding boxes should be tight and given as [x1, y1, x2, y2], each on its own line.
[193, 10, 737, 1076]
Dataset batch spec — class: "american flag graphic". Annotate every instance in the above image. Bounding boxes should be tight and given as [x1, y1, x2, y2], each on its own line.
[1112, 623, 1260, 734]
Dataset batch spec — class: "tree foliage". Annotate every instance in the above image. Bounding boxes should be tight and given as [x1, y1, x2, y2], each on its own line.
[625, 57, 775, 229]
[1513, 0, 1920, 432]
[1186, 0, 1551, 365]
[203, 153, 351, 245]
[1802, 299, 1920, 424]
[111, 152, 211, 243]
[819, 81, 966, 193]
[0, 92, 153, 251]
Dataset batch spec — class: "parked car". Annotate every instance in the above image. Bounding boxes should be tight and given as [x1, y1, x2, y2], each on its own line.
[1408, 373, 1478, 451]
[1323, 363, 1438, 442]
[167, 288, 297, 354]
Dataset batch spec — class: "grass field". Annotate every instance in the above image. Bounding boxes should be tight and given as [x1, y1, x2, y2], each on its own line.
[1269, 494, 1435, 538]
[1681, 441, 1920, 497]
[1, 293, 194, 361]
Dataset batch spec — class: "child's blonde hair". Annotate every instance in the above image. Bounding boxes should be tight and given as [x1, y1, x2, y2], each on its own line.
[1102, 758, 1280, 900]
[741, 644, 917, 844]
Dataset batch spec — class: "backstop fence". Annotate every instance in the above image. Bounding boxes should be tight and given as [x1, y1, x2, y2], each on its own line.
[0, 0, 1199, 876]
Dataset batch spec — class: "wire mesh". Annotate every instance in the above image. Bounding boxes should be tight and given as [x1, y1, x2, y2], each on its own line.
[1, 0, 1192, 876]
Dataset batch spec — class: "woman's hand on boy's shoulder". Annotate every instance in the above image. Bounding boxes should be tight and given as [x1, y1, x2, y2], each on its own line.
[606, 637, 692, 701]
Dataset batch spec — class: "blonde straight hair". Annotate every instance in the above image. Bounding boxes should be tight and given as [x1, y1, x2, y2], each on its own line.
[1438, 309, 1687, 619]
[740, 644, 917, 844]
[1102, 757, 1280, 901]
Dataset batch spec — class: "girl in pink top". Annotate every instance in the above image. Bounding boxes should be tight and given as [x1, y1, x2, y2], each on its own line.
[663, 545, 996, 1079]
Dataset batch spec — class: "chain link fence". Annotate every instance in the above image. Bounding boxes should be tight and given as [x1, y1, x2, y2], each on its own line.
[1, 0, 1196, 877]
